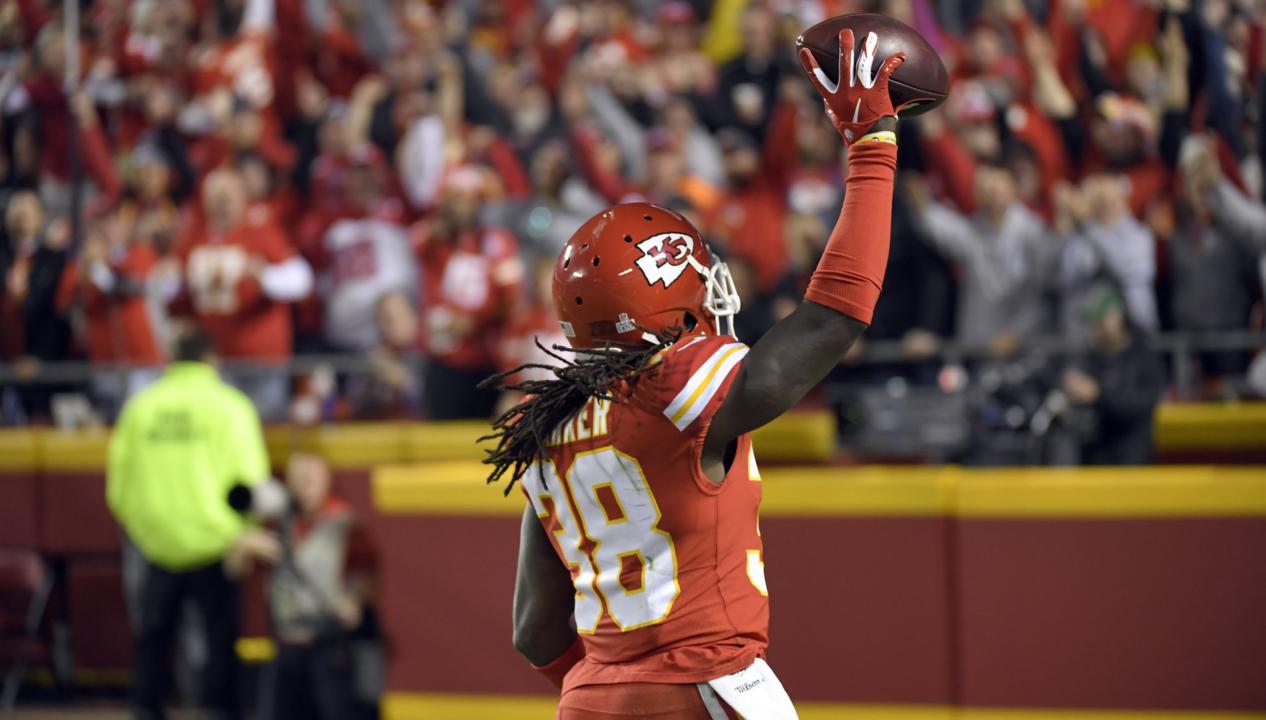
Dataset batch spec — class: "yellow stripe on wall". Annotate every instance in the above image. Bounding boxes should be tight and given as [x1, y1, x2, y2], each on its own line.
[373, 464, 1266, 518]
[382, 694, 1266, 720]
[1154, 402, 1266, 451]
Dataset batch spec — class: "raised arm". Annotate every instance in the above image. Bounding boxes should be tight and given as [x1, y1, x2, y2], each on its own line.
[704, 29, 905, 468]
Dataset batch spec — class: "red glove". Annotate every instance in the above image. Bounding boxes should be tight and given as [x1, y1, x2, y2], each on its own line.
[798, 29, 905, 144]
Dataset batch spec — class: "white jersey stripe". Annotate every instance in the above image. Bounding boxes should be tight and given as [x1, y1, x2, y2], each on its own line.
[663, 341, 744, 421]
[667, 345, 749, 431]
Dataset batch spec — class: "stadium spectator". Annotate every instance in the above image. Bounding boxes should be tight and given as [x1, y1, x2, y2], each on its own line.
[487, 140, 606, 259]
[107, 329, 281, 720]
[172, 168, 312, 419]
[55, 205, 165, 418]
[906, 165, 1061, 349]
[413, 166, 522, 420]
[706, 3, 790, 141]
[302, 144, 415, 352]
[1, 190, 71, 421]
[1062, 284, 1164, 464]
[862, 184, 956, 363]
[1171, 135, 1264, 380]
[345, 289, 422, 420]
[0, 0, 1262, 425]
[708, 118, 796, 299]
[1054, 174, 1159, 339]
[262, 451, 378, 720]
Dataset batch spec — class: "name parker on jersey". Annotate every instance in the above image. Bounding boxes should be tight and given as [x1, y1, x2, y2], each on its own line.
[546, 396, 613, 447]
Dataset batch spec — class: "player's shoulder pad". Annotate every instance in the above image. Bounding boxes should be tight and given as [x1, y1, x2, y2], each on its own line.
[654, 334, 749, 432]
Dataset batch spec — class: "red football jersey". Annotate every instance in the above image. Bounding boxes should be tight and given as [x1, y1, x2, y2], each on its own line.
[523, 333, 768, 691]
[413, 227, 523, 371]
[174, 216, 298, 360]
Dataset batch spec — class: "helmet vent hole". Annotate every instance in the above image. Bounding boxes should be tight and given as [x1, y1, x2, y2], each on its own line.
[575, 296, 583, 306]
[592, 256, 600, 267]
[563, 258, 570, 269]
[581, 244, 588, 252]
[644, 215, 653, 221]
[623, 235, 632, 243]
[684, 313, 698, 331]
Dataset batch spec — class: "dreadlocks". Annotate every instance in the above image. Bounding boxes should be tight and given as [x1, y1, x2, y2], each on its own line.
[479, 328, 682, 495]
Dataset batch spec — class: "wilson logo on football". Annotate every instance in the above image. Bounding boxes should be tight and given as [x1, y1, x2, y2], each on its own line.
[635, 233, 694, 288]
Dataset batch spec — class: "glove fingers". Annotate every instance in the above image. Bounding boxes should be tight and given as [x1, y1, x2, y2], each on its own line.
[877, 52, 906, 83]
[837, 29, 855, 87]
[798, 47, 837, 96]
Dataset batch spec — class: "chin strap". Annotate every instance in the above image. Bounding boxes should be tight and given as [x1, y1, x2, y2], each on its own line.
[686, 255, 742, 338]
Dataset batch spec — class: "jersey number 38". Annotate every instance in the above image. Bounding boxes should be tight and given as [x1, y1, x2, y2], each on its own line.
[524, 449, 679, 632]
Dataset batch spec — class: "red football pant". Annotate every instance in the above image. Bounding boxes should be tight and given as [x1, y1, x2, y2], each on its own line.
[557, 682, 739, 720]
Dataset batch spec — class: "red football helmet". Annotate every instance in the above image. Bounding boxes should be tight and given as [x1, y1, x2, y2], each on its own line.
[553, 203, 740, 350]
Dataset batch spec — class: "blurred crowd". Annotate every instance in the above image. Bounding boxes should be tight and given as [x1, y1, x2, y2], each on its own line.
[1, 0, 1265, 429]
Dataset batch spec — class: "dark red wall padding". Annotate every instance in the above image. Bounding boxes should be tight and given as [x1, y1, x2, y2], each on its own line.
[66, 557, 132, 671]
[375, 514, 548, 694]
[5, 468, 1266, 712]
[39, 473, 120, 555]
[763, 517, 952, 704]
[956, 518, 1266, 711]
[0, 473, 39, 549]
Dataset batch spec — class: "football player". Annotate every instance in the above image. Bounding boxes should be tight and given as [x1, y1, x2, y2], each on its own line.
[483, 31, 907, 720]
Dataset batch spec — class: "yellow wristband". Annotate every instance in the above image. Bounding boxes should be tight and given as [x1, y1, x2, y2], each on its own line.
[856, 131, 897, 145]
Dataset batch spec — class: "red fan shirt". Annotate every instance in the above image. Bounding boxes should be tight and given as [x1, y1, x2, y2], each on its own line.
[56, 245, 164, 365]
[173, 213, 298, 360]
[526, 333, 768, 690]
[413, 226, 523, 371]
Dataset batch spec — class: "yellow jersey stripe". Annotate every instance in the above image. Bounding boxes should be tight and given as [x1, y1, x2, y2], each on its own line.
[663, 341, 745, 420]
[669, 346, 745, 425]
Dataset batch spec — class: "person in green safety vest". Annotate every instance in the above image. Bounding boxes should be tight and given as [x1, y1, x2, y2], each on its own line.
[108, 329, 281, 720]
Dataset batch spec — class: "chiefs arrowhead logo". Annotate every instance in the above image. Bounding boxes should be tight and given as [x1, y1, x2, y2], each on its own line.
[634, 233, 694, 288]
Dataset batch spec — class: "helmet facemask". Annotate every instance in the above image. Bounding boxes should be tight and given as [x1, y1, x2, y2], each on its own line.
[686, 255, 742, 338]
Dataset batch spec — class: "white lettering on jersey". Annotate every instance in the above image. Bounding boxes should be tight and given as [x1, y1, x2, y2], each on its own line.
[548, 398, 612, 447]
[635, 233, 695, 288]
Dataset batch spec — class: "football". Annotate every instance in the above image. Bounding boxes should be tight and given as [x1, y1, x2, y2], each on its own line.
[796, 13, 950, 117]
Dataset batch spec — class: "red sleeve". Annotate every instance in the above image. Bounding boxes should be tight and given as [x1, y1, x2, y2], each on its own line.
[920, 127, 977, 214]
[55, 262, 81, 314]
[255, 222, 299, 264]
[14, 0, 51, 34]
[536, 31, 582, 95]
[762, 102, 799, 193]
[484, 136, 532, 200]
[80, 124, 123, 203]
[271, 0, 308, 120]
[256, 134, 298, 176]
[571, 124, 632, 204]
[1011, 104, 1072, 208]
[120, 245, 159, 277]
[804, 141, 898, 325]
[295, 210, 334, 270]
[344, 521, 379, 578]
[167, 224, 197, 319]
[1046, 0, 1087, 101]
